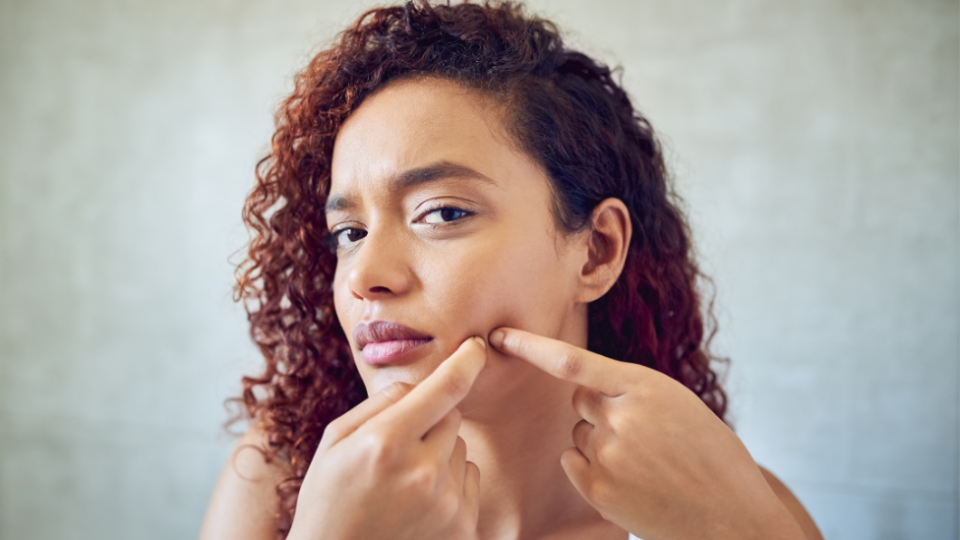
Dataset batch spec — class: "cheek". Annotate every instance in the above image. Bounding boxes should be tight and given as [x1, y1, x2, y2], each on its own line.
[420, 234, 575, 414]
[331, 222, 577, 400]
[422, 231, 573, 339]
[332, 268, 352, 334]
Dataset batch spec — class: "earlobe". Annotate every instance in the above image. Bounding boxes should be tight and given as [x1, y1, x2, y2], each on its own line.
[576, 198, 631, 303]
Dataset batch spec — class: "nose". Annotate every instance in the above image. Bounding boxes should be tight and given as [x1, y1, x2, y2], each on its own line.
[345, 226, 415, 300]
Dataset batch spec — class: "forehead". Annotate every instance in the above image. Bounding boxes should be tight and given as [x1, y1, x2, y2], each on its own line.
[329, 77, 516, 194]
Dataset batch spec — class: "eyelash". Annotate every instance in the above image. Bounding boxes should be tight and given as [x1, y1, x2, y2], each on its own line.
[327, 205, 475, 251]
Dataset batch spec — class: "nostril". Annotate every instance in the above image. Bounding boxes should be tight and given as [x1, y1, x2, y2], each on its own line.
[369, 286, 391, 294]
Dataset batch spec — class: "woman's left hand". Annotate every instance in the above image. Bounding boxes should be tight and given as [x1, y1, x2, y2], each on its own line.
[489, 327, 808, 540]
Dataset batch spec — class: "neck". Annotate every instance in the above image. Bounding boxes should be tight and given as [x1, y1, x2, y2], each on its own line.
[460, 373, 626, 540]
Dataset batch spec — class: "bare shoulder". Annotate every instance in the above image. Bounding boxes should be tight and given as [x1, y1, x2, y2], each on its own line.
[757, 464, 824, 540]
[198, 423, 290, 540]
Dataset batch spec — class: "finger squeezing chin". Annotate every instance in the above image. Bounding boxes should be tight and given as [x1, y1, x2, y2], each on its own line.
[378, 336, 487, 438]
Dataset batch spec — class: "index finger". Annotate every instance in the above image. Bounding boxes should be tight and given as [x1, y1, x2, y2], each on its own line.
[489, 327, 630, 395]
[373, 336, 487, 438]
[317, 381, 413, 452]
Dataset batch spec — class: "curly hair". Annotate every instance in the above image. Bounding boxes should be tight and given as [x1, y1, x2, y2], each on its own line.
[232, 1, 728, 537]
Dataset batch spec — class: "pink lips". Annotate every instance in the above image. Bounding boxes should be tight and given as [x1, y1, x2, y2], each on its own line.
[354, 320, 433, 365]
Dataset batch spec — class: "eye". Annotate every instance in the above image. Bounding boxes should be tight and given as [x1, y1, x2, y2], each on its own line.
[332, 227, 367, 247]
[422, 207, 471, 224]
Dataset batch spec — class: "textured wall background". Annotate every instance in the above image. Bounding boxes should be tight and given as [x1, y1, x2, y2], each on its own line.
[0, 0, 956, 539]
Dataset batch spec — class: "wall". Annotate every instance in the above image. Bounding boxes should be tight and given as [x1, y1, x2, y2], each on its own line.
[0, 0, 956, 538]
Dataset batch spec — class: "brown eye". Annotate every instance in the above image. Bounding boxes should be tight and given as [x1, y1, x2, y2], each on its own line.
[423, 207, 470, 224]
[334, 228, 367, 247]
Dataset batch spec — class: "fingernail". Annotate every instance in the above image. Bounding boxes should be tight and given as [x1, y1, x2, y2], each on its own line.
[473, 336, 486, 349]
[489, 329, 505, 348]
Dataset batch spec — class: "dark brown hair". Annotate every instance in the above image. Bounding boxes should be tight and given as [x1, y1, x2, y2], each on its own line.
[233, 1, 728, 537]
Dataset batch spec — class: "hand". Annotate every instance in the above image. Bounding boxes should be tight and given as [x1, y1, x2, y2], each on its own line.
[489, 327, 807, 540]
[287, 336, 487, 540]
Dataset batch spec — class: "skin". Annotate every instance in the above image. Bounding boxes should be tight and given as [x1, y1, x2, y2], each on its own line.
[199, 77, 824, 540]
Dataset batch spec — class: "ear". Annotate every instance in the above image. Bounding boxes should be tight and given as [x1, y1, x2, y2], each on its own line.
[574, 198, 632, 304]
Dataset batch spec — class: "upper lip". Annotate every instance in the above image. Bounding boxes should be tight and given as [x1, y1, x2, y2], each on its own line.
[353, 320, 433, 350]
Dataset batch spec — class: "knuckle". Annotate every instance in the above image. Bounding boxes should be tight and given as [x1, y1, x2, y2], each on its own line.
[578, 473, 599, 502]
[583, 477, 610, 507]
[556, 349, 583, 379]
[629, 379, 655, 404]
[607, 410, 628, 432]
[594, 442, 614, 469]
[381, 381, 413, 400]
[642, 376, 667, 399]
[437, 490, 460, 522]
[407, 464, 441, 494]
[440, 370, 470, 399]
[358, 431, 397, 467]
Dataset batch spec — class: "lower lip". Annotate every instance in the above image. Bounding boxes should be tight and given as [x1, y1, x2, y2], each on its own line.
[361, 339, 432, 365]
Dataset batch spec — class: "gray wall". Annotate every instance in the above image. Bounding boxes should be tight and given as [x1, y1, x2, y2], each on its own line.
[0, 0, 956, 539]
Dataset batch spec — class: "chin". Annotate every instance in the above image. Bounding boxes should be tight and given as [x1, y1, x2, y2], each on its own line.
[357, 343, 529, 418]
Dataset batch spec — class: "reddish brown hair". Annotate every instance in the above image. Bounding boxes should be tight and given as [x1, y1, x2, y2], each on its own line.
[234, 1, 727, 537]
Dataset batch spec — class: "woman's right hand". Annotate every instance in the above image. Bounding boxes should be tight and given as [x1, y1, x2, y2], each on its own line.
[287, 336, 488, 540]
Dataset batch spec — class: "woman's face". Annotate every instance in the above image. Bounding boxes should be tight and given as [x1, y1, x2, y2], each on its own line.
[328, 77, 588, 415]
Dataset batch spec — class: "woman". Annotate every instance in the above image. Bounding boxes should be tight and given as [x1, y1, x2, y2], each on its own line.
[200, 2, 823, 539]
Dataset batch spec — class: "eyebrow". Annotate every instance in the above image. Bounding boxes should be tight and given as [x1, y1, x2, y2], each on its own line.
[325, 161, 496, 214]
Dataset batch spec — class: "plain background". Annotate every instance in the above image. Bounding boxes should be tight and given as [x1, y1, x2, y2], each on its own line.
[0, 0, 957, 538]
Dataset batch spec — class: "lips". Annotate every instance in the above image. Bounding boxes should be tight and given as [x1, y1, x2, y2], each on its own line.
[353, 320, 433, 365]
